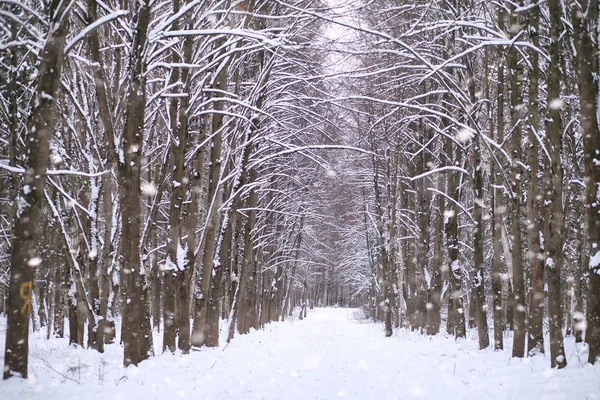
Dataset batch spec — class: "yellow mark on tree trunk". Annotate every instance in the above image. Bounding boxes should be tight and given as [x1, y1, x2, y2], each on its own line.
[20, 281, 32, 315]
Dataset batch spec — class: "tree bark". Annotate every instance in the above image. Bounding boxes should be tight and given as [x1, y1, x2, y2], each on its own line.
[162, 0, 184, 354]
[120, 0, 153, 367]
[525, 3, 544, 356]
[544, 0, 567, 369]
[191, 44, 228, 347]
[446, 142, 465, 339]
[228, 174, 259, 341]
[468, 66, 489, 350]
[373, 153, 393, 337]
[491, 10, 506, 350]
[508, 0, 526, 359]
[3, 1, 70, 379]
[426, 176, 444, 335]
[572, 0, 600, 365]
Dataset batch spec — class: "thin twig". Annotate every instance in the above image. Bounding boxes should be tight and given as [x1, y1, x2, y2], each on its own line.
[40, 358, 81, 385]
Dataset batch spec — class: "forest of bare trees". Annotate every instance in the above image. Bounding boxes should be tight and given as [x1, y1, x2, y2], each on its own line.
[348, 0, 600, 370]
[1, 0, 599, 381]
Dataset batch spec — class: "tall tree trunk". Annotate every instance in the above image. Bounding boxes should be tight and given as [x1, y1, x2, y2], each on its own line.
[87, 176, 102, 351]
[544, 0, 567, 369]
[87, 0, 120, 349]
[228, 176, 259, 341]
[282, 224, 303, 321]
[462, 40, 489, 345]
[191, 47, 228, 348]
[446, 142, 465, 339]
[414, 128, 430, 332]
[3, 1, 70, 379]
[526, 3, 544, 356]
[426, 176, 444, 335]
[53, 257, 66, 338]
[150, 219, 160, 332]
[373, 154, 393, 337]
[572, 0, 600, 365]
[574, 214, 586, 343]
[491, 10, 506, 350]
[120, 0, 153, 367]
[468, 74, 489, 350]
[97, 171, 113, 347]
[162, 0, 184, 353]
[179, 118, 206, 353]
[508, 0, 526, 359]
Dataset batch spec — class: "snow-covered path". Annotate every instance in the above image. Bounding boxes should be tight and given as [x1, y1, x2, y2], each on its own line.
[1, 308, 599, 399]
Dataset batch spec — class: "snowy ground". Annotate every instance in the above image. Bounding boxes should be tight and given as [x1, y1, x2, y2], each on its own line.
[1, 308, 599, 399]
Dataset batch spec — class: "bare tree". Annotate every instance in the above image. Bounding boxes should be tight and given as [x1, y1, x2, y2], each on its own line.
[3, 0, 72, 379]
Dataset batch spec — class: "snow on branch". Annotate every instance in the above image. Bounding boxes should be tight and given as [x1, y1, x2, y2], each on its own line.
[0, 163, 110, 178]
[163, 29, 280, 46]
[64, 10, 129, 54]
[405, 166, 469, 182]
[0, 0, 48, 25]
[248, 145, 377, 170]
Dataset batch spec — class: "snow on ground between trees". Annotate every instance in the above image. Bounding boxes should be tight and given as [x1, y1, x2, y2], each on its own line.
[1, 308, 599, 400]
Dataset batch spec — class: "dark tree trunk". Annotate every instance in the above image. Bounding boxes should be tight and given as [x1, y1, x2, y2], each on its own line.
[491, 11, 506, 350]
[573, 0, 600, 365]
[191, 43, 228, 347]
[53, 258, 66, 338]
[150, 221, 161, 332]
[162, 0, 189, 354]
[426, 176, 444, 335]
[472, 134, 489, 349]
[3, 2, 70, 379]
[508, 0, 526, 359]
[228, 180, 258, 341]
[446, 142, 465, 339]
[467, 61, 489, 350]
[87, 0, 120, 350]
[574, 216, 586, 343]
[68, 293, 83, 346]
[120, 0, 153, 367]
[525, 2, 544, 356]
[97, 172, 113, 348]
[544, 0, 567, 369]
[373, 157, 393, 337]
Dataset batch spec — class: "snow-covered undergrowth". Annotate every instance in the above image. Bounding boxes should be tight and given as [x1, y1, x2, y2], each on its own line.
[1, 308, 599, 399]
